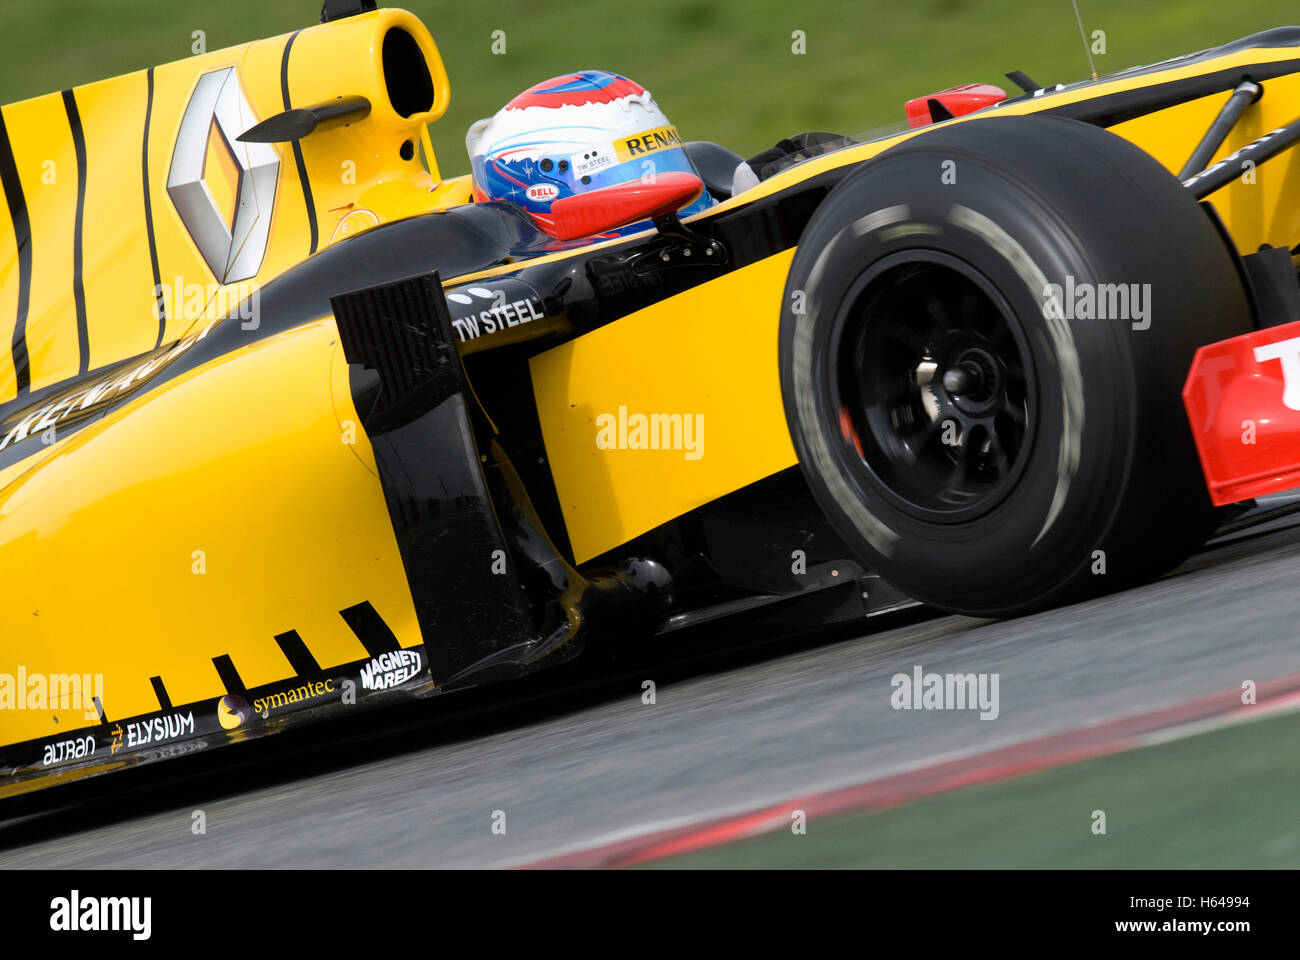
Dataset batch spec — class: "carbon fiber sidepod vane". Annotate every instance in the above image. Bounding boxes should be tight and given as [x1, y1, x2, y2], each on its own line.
[330, 272, 536, 682]
[331, 272, 460, 435]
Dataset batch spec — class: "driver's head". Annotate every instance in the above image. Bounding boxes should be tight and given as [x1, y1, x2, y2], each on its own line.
[466, 70, 712, 238]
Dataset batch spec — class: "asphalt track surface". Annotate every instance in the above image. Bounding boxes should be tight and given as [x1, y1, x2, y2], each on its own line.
[2, 514, 1299, 869]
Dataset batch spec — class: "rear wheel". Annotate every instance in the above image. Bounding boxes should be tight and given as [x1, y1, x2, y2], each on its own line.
[779, 116, 1252, 617]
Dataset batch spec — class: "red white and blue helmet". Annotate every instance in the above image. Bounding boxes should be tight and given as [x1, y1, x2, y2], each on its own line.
[467, 70, 713, 237]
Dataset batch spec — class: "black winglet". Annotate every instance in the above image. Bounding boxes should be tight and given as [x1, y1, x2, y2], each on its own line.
[1005, 70, 1040, 93]
[238, 95, 371, 143]
[320, 0, 377, 23]
[927, 98, 956, 123]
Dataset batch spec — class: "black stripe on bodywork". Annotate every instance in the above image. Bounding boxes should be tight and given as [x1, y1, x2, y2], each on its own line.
[211, 654, 247, 694]
[274, 629, 321, 676]
[149, 675, 172, 711]
[0, 108, 32, 396]
[62, 89, 89, 376]
[143, 67, 166, 348]
[1041, 56, 1300, 128]
[281, 30, 318, 256]
[92, 696, 107, 724]
[339, 601, 401, 657]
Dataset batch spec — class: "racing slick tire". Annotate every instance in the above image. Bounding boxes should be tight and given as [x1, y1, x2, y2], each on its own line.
[778, 116, 1253, 617]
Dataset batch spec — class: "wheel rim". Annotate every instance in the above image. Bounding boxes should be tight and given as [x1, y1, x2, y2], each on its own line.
[833, 250, 1036, 523]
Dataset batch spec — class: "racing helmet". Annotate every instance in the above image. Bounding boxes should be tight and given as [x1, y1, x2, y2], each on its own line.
[466, 70, 713, 238]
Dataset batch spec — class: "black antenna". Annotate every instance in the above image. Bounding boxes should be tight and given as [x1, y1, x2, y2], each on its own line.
[1071, 0, 1099, 81]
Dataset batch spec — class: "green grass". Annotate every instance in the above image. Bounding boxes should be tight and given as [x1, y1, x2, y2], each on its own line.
[643, 709, 1300, 868]
[3, 1, 1299, 178]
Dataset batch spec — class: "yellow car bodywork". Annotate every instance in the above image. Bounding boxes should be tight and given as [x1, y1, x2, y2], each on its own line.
[2, 6, 1299, 786]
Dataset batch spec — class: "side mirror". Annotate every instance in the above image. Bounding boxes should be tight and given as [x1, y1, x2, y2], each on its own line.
[904, 83, 1007, 128]
[530, 171, 704, 241]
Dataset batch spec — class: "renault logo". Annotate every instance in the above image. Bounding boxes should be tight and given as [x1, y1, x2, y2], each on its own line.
[167, 68, 279, 284]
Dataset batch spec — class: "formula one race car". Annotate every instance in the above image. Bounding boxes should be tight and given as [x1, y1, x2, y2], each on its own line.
[4, 1, 1300, 794]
